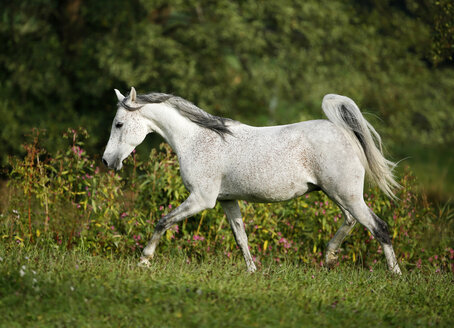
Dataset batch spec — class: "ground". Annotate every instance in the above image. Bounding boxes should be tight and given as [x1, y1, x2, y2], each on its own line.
[0, 246, 452, 327]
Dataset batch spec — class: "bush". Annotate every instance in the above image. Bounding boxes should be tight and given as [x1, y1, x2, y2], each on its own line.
[1, 129, 452, 273]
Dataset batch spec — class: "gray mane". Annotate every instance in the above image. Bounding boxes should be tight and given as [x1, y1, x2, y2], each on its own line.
[119, 92, 233, 137]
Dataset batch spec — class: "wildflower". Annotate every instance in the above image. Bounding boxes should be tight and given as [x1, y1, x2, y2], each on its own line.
[159, 206, 164, 211]
[120, 212, 128, 219]
[416, 259, 422, 268]
[168, 204, 172, 209]
[19, 265, 26, 277]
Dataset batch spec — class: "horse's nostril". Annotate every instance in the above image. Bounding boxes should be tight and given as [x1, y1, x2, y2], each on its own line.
[102, 158, 108, 167]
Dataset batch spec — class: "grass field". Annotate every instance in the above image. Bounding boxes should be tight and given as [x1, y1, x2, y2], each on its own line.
[1, 246, 452, 328]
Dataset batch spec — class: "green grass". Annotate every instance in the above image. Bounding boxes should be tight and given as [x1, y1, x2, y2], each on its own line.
[1, 246, 453, 327]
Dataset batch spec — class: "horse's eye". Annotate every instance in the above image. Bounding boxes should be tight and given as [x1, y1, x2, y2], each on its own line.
[115, 122, 123, 128]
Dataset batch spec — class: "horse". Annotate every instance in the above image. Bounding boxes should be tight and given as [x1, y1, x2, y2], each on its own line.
[102, 87, 401, 274]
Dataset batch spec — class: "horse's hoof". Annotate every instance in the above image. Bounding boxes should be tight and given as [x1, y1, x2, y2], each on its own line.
[138, 257, 151, 268]
[390, 265, 402, 275]
[325, 251, 338, 269]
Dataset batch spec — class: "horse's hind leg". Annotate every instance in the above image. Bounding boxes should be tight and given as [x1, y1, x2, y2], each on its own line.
[220, 200, 256, 273]
[338, 199, 401, 274]
[325, 210, 357, 268]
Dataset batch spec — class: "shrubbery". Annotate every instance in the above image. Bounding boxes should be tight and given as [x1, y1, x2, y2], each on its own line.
[1, 128, 452, 272]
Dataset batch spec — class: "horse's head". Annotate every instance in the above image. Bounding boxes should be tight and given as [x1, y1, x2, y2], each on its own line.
[102, 87, 149, 170]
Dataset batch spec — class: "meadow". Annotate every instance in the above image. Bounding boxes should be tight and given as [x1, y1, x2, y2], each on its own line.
[1, 1, 453, 326]
[1, 246, 453, 327]
[0, 128, 453, 326]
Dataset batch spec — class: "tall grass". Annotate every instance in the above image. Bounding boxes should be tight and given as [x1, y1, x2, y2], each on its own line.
[1, 128, 453, 273]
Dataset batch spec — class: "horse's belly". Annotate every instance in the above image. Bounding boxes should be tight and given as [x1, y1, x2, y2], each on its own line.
[218, 169, 313, 202]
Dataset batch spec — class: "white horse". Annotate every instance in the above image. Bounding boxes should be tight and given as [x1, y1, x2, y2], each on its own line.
[103, 87, 401, 274]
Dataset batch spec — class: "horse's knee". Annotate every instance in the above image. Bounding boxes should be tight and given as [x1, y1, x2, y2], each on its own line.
[155, 219, 166, 232]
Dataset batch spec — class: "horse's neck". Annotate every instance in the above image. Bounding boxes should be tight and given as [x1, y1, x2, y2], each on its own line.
[141, 104, 198, 155]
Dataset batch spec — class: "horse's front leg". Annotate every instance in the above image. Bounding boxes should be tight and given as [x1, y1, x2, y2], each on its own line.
[139, 193, 212, 267]
[220, 200, 257, 273]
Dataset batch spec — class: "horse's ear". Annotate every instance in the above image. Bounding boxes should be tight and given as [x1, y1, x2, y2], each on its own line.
[130, 87, 137, 102]
[114, 89, 125, 102]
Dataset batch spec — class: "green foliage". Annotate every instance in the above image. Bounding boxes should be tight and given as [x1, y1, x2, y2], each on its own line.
[2, 131, 452, 273]
[1, 1, 453, 200]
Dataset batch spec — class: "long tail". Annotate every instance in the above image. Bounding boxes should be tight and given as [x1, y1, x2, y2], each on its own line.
[322, 94, 399, 198]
